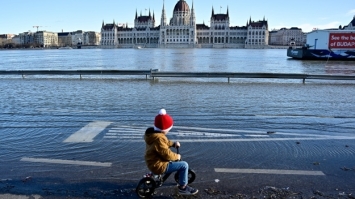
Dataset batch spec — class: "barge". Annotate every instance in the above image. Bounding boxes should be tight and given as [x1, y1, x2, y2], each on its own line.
[287, 30, 355, 60]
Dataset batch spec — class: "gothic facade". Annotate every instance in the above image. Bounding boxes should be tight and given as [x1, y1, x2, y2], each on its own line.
[101, 0, 269, 48]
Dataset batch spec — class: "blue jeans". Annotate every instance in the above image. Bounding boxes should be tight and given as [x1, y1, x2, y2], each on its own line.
[165, 161, 188, 186]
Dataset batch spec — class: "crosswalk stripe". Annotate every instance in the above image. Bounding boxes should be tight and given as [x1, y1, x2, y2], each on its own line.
[104, 136, 142, 139]
[21, 157, 112, 167]
[64, 121, 112, 143]
[215, 168, 325, 176]
[109, 129, 143, 133]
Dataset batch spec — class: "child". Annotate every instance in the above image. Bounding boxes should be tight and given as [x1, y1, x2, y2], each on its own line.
[144, 109, 198, 196]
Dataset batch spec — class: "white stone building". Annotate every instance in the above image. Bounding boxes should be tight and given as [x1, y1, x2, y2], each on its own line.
[101, 22, 119, 47]
[245, 17, 269, 48]
[72, 30, 84, 46]
[83, 31, 101, 45]
[58, 32, 73, 47]
[58, 31, 100, 47]
[19, 32, 35, 46]
[11, 35, 21, 45]
[101, 0, 269, 48]
[0, 34, 14, 46]
[269, 27, 306, 46]
[34, 31, 58, 47]
[159, 0, 197, 48]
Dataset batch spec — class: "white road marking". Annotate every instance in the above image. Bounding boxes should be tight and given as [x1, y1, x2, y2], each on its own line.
[215, 168, 325, 176]
[172, 130, 241, 137]
[276, 132, 330, 137]
[255, 114, 335, 119]
[104, 136, 120, 139]
[106, 133, 142, 136]
[106, 133, 119, 136]
[104, 136, 142, 139]
[112, 125, 144, 128]
[109, 129, 143, 133]
[21, 157, 112, 167]
[105, 125, 355, 143]
[244, 135, 270, 137]
[119, 136, 355, 143]
[173, 136, 355, 142]
[64, 121, 112, 143]
[175, 126, 266, 134]
[37, 108, 102, 113]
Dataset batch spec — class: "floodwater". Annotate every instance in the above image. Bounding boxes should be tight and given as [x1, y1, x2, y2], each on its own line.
[0, 49, 355, 198]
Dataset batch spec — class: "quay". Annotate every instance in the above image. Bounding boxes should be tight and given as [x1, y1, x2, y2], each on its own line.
[1, 69, 355, 83]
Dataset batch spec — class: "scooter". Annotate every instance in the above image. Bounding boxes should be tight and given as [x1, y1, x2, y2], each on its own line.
[135, 148, 196, 198]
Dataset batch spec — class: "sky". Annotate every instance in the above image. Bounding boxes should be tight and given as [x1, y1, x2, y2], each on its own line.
[1, 0, 355, 34]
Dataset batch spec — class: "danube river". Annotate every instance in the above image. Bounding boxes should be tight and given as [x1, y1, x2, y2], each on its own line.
[1, 48, 355, 74]
[0, 48, 355, 198]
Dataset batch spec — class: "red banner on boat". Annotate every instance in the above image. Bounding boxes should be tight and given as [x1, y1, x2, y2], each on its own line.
[329, 33, 355, 49]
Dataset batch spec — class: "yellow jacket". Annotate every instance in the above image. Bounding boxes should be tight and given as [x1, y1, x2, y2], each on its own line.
[144, 127, 179, 174]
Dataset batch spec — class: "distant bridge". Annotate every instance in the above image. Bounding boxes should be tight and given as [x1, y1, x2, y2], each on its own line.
[1, 69, 355, 83]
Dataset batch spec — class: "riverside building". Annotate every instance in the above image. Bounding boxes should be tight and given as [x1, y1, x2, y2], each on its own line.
[18, 31, 58, 48]
[101, 0, 269, 48]
[269, 27, 306, 46]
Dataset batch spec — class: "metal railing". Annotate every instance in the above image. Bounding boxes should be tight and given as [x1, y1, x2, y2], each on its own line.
[0, 69, 157, 80]
[150, 71, 355, 83]
[1, 69, 355, 83]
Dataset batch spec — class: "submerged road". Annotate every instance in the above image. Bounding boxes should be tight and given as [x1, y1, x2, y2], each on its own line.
[1, 121, 355, 199]
[1, 75, 355, 198]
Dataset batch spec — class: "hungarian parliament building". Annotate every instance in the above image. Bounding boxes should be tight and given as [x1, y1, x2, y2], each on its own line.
[101, 0, 269, 48]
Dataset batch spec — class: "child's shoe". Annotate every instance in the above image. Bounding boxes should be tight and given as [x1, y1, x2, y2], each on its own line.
[178, 185, 198, 195]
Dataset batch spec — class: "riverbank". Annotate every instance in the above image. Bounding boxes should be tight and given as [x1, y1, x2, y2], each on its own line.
[0, 45, 297, 51]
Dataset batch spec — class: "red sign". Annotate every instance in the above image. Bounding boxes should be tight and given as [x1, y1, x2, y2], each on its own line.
[329, 33, 355, 49]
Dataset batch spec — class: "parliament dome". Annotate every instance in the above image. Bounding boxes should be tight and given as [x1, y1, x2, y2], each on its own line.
[173, 0, 190, 12]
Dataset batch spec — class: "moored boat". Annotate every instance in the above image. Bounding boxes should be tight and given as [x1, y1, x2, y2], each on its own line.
[287, 30, 355, 60]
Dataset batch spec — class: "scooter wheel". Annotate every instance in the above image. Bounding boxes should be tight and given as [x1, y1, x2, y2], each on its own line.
[174, 169, 196, 184]
[136, 177, 157, 198]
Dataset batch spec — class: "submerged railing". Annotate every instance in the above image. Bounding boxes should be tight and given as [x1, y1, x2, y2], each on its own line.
[1, 69, 355, 83]
[0, 69, 156, 80]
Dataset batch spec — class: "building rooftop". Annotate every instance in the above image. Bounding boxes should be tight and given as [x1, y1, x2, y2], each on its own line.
[351, 16, 355, 26]
[196, 24, 209, 30]
[137, 16, 153, 23]
[102, 24, 116, 30]
[212, 14, 228, 21]
[230, 26, 247, 30]
[174, 0, 190, 12]
[58, 32, 71, 36]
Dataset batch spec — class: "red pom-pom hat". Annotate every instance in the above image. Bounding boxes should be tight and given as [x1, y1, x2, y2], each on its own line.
[154, 109, 174, 132]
